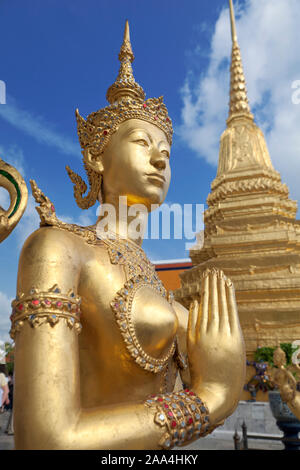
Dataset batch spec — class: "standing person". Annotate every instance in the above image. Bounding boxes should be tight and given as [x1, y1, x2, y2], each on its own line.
[0, 364, 10, 434]
[0, 362, 9, 436]
[0, 364, 9, 411]
[5, 373, 14, 434]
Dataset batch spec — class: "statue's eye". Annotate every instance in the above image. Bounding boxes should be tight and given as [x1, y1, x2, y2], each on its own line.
[135, 139, 149, 146]
[161, 150, 170, 159]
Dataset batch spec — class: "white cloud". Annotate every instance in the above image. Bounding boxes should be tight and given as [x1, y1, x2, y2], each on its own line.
[0, 144, 26, 177]
[179, 0, 300, 204]
[0, 187, 9, 210]
[58, 211, 95, 227]
[0, 96, 80, 157]
[14, 194, 40, 249]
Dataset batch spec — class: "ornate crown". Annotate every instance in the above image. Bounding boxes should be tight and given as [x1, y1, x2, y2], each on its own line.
[76, 21, 173, 157]
[67, 21, 173, 210]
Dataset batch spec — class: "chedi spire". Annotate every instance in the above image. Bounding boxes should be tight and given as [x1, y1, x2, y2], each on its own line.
[228, 0, 253, 121]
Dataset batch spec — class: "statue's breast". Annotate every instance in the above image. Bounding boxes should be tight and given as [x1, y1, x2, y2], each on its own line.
[130, 284, 178, 358]
[80, 239, 178, 374]
[110, 276, 178, 373]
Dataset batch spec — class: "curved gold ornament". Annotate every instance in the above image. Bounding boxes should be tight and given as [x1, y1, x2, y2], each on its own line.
[0, 157, 28, 243]
[66, 161, 102, 210]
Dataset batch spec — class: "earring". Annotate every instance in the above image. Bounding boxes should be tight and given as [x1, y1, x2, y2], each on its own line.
[66, 164, 102, 210]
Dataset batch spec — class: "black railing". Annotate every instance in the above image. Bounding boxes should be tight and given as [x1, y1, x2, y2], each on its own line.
[233, 421, 300, 450]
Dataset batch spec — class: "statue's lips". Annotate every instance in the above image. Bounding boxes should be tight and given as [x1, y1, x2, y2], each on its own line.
[145, 173, 166, 185]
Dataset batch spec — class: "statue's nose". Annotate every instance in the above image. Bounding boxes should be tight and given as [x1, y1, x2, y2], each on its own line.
[150, 147, 166, 170]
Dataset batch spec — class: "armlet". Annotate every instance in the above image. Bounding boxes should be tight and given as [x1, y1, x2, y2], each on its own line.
[10, 284, 82, 338]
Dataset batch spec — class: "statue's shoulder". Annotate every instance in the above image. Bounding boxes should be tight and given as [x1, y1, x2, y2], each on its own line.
[29, 179, 99, 247]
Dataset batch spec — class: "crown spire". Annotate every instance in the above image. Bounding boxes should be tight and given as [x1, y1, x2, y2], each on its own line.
[228, 0, 253, 121]
[119, 20, 134, 62]
[106, 20, 145, 104]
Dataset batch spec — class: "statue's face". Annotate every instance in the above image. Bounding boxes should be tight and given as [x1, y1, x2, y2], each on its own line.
[101, 119, 171, 209]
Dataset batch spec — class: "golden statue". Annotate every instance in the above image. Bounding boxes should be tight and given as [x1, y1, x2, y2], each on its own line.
[11, 21, 246, 450]
[272, 346, 300, 421]
[0, 158, 28, 243]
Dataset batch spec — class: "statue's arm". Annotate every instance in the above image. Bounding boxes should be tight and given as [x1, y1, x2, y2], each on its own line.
[14, 226, 173, 450]
[173, 269, 246, 425]
[14, 232, 241, 449]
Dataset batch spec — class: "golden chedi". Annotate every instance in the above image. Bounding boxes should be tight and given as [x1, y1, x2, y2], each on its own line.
[176, 0, 300, 390]
[11, 21, 245, 449]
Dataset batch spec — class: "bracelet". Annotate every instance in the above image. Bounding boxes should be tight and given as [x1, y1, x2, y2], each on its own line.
[145, 388, 212, 449]
[10, 284, 82, 338]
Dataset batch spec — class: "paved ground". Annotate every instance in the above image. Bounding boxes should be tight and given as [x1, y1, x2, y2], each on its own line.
[178, 430, 284, 450]
[0, 411, 14, 450]
[0, 410, 285, 451]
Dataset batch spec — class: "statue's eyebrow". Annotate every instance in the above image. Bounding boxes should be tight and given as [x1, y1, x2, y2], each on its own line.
[158, 139, 170, 150]
[124, 128, 152, 142]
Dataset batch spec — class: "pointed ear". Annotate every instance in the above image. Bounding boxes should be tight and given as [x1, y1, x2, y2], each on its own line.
[83, 149, 104, 174]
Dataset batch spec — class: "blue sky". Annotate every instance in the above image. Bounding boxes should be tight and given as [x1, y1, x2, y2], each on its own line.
[1, 0, 300, 341]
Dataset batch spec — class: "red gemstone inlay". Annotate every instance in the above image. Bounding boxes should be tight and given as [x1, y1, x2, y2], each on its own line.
[184, 389, 190, 392]
[45, 299, 51, 305]
[154, 116, 158, 120]
[163, 404, 169, 409]
[150, 395, 156, 398]
[51, 205, 55, 212]
[158, 398, 163, 402]
[189, 391, 196, 396]
[56, 301, 62, 307]
[18, 304, 24, 311]
[32, 300, 40, 306]
[171, 420, 177, 428]
[168, 411, 173, 418]
[188, 417, 193, 424]
[103, 130, 108, 135]
[143, 103, 147, 108]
